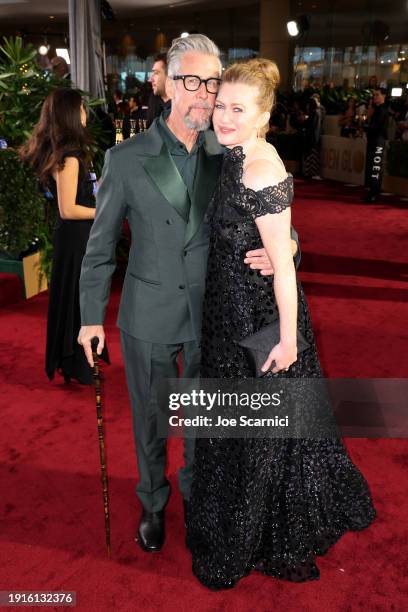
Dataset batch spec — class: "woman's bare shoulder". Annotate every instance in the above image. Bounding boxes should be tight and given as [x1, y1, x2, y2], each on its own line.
[53, 156, 79, 181]
[243, 142, 289, 192]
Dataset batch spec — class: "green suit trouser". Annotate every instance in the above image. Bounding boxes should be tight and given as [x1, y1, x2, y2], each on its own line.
[120, 330, 201, 512]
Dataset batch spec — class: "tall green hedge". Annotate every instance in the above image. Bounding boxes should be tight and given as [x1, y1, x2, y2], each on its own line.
[0, 36, 106, 278]
[0, 150, 55, 278]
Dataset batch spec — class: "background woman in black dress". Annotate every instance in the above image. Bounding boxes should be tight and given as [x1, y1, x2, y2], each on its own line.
[187, 60, 376, 590]
[20, 88, 109, 384]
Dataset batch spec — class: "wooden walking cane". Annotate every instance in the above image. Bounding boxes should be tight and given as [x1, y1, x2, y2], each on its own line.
[91, 337, 111, 557]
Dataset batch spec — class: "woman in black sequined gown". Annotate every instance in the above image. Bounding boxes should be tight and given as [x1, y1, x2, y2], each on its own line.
[187, 60, 376, 590]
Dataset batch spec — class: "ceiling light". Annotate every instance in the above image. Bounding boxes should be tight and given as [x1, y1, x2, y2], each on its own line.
[56, 48, 70, 64]
[287, 16, 310, 38]
[38, 44, 49, 55]
[287, 21, 299, 36]
[391, 88, 402, 97]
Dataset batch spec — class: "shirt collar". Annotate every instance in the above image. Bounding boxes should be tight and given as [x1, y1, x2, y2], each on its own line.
[158, 108, 205, 154]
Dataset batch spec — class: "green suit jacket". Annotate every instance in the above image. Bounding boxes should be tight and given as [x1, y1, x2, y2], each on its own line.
[80, 119, 301, 344]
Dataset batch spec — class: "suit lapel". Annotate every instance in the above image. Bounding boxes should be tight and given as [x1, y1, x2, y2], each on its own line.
[184, 145, 223, 246]
[142, 141, 190, 223]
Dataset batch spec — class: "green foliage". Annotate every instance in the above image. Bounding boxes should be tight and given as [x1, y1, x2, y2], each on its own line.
[0, 149, 54, 262]
[318, 87, 373, 115]
[278, 86, 374, 116]
[0, 36, 108, 149]
[0, 36, 107, 278]
[0, 36, 62, 146]
[386, 140, 408, 178]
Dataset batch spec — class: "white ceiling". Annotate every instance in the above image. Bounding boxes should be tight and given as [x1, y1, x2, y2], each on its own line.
[0, 0, 232, 21]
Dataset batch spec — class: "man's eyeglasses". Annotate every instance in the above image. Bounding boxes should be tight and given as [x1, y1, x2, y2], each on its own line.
[172, 75, 221, 94]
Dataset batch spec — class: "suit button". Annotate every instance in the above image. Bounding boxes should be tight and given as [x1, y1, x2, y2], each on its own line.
[166, 219, 173, 225]
[178, 284, 185, 290]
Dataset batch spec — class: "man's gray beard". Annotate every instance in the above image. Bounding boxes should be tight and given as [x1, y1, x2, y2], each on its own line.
[183, 112, 211, 131]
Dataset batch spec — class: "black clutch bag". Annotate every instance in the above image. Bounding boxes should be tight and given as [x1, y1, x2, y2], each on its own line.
[237, 321, 310, 377]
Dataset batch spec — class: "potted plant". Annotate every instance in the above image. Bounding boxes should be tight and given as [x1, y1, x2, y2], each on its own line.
[0, 36, 60, 296]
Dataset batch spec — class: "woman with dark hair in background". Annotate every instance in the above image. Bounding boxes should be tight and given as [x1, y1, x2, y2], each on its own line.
[338, 97, 358, 138]
[20, 88, 109, 384]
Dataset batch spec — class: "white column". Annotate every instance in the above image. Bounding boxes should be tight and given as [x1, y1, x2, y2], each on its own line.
[260, 0, 292, 91]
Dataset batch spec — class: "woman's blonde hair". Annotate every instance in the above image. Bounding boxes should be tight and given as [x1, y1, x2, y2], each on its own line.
[222, 58, 280, 137]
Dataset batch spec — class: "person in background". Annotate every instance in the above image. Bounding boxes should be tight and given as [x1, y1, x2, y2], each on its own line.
[367, 96, 374, 119]
[50, 56, 70, 80]
[368, 75, 378, 89]
[397, 94, 408, 142]
[302, 97, 323, 180]
[339, 97, 358, 138]
[122, 94, 148, 139]
[116, 100, 129, 118]
[128, 94, 142, 118]
[146, 53, 171, 126]
[311, 92, 326, 129]
[115, 100, 129, 141]
[113, 89, 123, 105]
[363, 87, 389, 203]
[108, 89, 124, 117]
[20, 88, 109, 384]
[92, 105, 115, 150]
[289, 98, 306, 132]
[269, 102, 288, 132]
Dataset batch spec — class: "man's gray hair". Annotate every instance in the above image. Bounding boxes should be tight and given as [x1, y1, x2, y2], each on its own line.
[167, 34, 221, 77]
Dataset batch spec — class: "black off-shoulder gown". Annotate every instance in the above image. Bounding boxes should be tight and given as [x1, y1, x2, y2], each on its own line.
[45, 154, 109, 384]
[187, 146, 376, 590]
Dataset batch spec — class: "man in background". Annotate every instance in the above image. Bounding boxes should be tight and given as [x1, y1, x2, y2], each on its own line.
[50, 56, 70, 80]
[363, 87, 389, 203]
[122, 94, 148, 138]
[146, 53, 171, 126]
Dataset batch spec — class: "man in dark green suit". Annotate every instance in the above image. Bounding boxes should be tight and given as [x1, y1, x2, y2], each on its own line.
[79, 34, 300, 553]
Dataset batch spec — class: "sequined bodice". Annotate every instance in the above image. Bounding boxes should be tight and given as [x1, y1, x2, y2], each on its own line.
[207, 145, 294, 250]
[202, 146, 298, 370]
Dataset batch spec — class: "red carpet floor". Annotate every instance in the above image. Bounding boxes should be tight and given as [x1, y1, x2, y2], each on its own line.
[0, 179, 407, 611]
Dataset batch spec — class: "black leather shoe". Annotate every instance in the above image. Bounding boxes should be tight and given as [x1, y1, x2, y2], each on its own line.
[136, 509, 165, 552]
[183, 499, 190, 529]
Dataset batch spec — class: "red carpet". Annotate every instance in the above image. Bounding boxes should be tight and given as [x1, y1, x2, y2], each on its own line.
[0, 272, 23, 308]
[0, 179, 407, 611]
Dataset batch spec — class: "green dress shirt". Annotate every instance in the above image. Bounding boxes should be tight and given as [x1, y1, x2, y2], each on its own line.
[157, 110, 205, 202]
